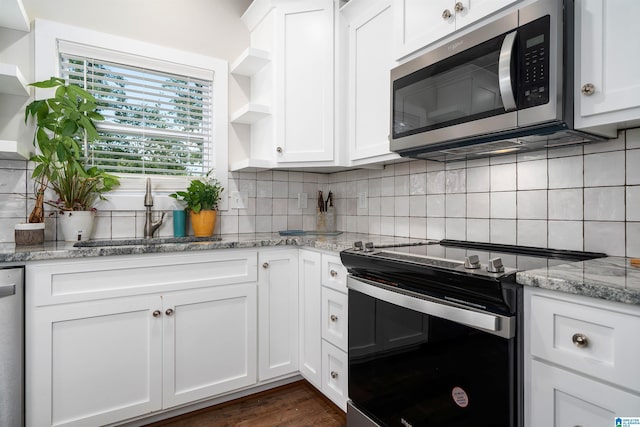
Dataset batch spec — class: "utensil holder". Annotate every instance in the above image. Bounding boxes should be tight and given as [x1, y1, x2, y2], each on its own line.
[316, 207, 336, 232]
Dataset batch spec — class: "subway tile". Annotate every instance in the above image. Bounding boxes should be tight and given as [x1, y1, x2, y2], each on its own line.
[445, 194, 465, 218]
[221, 215, 239, 234]
[627, 186, 640, 221]
[490, 163, 517, 191]
[584, 151, 625, 187]
[379, 164, 395, 177]
[0, 218, 21, 242]
[409, 173, 427, 195]
[426, 171, 445, 194]
[255, 215, 272, 232]
[466, 193, 490, 218]
[288, 181, 303, 198]
[490, 154, 517, 165]
[288, 171, 304, 182]
[466, 219, 489, 242]
[369, 197, 381, 216]
[584, 187, 625, 221]
[627, 222, 640, 257]
[426, 194, 445, 217]
[517, 149, 547, 162]
[409, 217, 427, 239]
[346, 198, 357, 216]
[517, 220, 547, 247]
[368, 178, 382, 197]
[272, 181, 289, 198]
[409, 195, 427, 217]
[287, 216, 302, 230]
[426, 218, 445, 240]
[380, 196, 395, 216]
[517, 190, 547, 220]
[272, 216, 287, 232]
[394, 196, 410, 217]
[0, 194, 25, 218]
[303, 215, 317, 230]
[548, 156, 583, 189]
[584, 221, 625, 256]
[273, 198, 288, 215]
[627, 149, 640, 185]
[395, 217, 410, 237]
[256, 198, 273, 215]
[425, 160, 444, 172]
[548, 221, 583, 251]
[394, 161, 411, 176]
[239, 179, 257, 197]
[490, 219, 516, 245]
[627, 128, 640, 149]
[368, 216, 381, 235]
[112, 216, 135, 238]
[395, 175, 411, 196]
[445, 218, 466, 240]
[381, 176, 395, 196]
[345, 216, 357, 233]
[0, 169, 27, 194]
[517, 160, 547, 190]
[357, 216, 369, 234]
[547, 145, 583, 158]
[583, 130, 625, 154]
[409, 160, 428, 174]
[490, 192, 516, 219]
[445, 160, 466, 170]
[466, 158, 490, 168]
[445, 169, 466, 193]
[380, 216, 395, 235]
[548, 189, 583, 220]
[467, 166, 490, 193]
[357, 179, 368, 196]
[0, 160, 27, 170]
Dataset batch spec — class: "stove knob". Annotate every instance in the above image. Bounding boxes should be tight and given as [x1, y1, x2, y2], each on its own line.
[353, 241, 363, 251]
[364, 242, 375, 252]
[487, 257, 505, 273]
[464, 255, 481, 269]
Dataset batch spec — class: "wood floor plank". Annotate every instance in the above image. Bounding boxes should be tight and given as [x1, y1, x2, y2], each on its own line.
[145, 381, 346, 427]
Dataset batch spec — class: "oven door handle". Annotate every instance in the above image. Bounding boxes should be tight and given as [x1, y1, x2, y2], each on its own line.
[498, 30, 517, 112]
[348, 276, 515, 339]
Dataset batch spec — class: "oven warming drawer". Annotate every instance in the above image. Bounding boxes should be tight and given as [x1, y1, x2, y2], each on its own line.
[347, 276, 515, 339]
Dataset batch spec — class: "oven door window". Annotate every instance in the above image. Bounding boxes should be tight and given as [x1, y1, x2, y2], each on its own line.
[393, 34, 509, 139]
[349, 289, 516, 427]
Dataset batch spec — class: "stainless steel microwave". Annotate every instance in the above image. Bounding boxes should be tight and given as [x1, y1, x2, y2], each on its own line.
[390, 0, 607, 161]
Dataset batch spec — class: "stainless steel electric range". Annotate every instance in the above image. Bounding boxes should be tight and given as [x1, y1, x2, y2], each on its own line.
[340, 239, 605, 427]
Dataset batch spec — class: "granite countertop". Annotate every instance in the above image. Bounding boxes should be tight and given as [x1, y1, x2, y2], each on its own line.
[3, 234, 639, 306]
[517, 256, 640, 305]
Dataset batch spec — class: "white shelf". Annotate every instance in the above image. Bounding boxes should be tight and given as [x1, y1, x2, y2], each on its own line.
[0, 63, 30, 97]
[230, 158, 274, 172]
[0, 140, 31, 160]
[230, 48, 271, 77]
[0, 0, 29, 32]
[230, 103, 271, 124]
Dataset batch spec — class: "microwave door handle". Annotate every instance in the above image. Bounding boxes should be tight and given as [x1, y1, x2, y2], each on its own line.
[498, 30, 517, 112]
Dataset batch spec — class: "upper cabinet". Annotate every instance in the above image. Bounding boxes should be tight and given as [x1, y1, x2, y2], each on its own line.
[342, 0, 399, 165]
[0, 0, 29, 31]
[574, 0, 640, 136]
[393, 0, 519, 60]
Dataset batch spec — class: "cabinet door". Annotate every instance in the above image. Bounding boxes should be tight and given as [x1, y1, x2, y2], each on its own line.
[454, 0, 518, 30]
[298, 249, 322, 388]
[576, 0, 640, 131]
[275, 0, 334, 163]
[347, 0, 398, 163]
[529, 360, 640, 427]
[394, 0, 453, 59]
[258, 249, 299, 380]
[322, 286, 348, 351]
[321, 340, 348, 412]
[162, 284, 258, 408]
[27, 296, 162, 427]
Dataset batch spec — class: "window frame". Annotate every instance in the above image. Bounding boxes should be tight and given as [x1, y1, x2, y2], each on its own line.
[34, 19, 229, 211]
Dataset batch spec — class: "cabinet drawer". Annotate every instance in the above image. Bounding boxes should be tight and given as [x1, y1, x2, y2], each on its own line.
[321, 340, 347, 412]
[321, 254, 347, 293]
[28, 250, 258, 306]
[529, 292, 640, 393]
[529, 360, 640, 427]
[322, 287, 348, 351]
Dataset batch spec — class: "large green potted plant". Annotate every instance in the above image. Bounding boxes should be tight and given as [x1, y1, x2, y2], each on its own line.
[24, 77, 120, 241]
[169, 171, 223, 237]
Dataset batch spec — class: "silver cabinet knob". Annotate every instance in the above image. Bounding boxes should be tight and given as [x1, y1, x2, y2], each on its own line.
[152, 310, 161, 318]
[454, 2, 464, 12]
[330, 269, 338, 277]
[442, 9, 452, 20]
[262, 262, 269, 269]
[165, 308, 174, 316]
[330, 371, 338, 379]
[581, 83, 595, 96]
[276, 146, 283, 154]
[330, 314, 338, 322]
[572, 333, 588, 348]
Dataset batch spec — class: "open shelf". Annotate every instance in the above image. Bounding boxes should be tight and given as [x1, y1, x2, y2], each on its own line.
[0, 63, 30, 97]
[230, 103, 271, 125]
[230, 48, 270, 77]
[0, 0, 29, 32]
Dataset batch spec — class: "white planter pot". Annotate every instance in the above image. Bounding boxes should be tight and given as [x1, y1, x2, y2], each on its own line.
[14, 222, 45, 246]
[58, 211, 95, 242]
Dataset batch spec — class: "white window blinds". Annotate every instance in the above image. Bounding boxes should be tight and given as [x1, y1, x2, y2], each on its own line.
[59, 49, 214, 176]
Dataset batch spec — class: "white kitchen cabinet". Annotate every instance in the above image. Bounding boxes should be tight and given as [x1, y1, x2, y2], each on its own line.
[525, 287, 640, 427]
[321, 340, 348, 412]
[342, 0, 399, 165]
[322, 286, 348, 353]
[574, 0, 640, 136]
[26, 250, 259, 427]
[258, 248, 299, 381]
[393, 0, 519, 59]
[298, 249, 323, 388]
[274, 0, 335, 164]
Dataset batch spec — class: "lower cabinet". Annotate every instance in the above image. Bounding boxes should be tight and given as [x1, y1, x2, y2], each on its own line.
[26, 250, 259, 427]
[525, 287, 640, 427]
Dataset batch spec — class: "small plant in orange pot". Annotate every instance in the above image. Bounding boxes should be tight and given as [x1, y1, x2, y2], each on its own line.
[169, 171, 223, 237]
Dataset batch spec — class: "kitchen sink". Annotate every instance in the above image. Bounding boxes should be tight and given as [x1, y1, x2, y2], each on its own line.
[73, 236, 223, 247]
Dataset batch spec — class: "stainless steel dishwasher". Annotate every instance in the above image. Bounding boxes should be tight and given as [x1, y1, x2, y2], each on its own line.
[0, 267, 24, 427]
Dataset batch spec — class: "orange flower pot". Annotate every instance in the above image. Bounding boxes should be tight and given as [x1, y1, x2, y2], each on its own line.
[190, 210, 217, 237]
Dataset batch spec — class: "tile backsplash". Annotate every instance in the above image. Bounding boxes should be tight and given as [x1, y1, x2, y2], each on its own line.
[1, 128, 639, 257]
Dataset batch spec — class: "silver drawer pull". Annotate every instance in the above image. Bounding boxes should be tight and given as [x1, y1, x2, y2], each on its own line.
[330, 314, 338, 322]
[330, 371, 338, 379]
[572, 333, 589, 348]
[330, 269, 338, 277]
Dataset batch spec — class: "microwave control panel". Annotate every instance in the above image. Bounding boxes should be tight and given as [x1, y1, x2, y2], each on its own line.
[517, 16, 550, 109]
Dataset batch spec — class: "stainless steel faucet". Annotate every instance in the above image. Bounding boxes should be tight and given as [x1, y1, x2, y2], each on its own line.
[144, 178, 165, 238]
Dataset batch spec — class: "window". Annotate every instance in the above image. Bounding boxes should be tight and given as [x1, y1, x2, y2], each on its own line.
[35, 20, 229, 210]
[59, 44, 214, 177]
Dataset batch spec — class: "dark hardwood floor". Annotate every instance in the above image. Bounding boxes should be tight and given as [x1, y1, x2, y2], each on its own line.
[145, 381, 346, 427]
